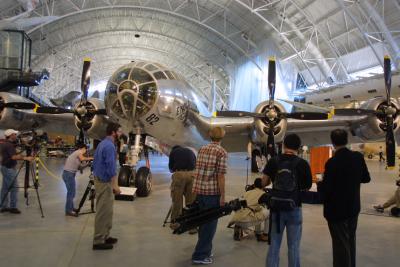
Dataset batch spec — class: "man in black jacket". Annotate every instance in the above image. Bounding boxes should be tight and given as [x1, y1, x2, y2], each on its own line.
[318, 129, 371, 267]
[168, 145, 196, 229]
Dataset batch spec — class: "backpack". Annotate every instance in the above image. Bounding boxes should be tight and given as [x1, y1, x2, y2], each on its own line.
[269, 156, 301, 212]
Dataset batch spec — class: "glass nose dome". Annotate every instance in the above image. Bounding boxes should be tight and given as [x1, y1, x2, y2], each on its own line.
[105, 62, 158, 121]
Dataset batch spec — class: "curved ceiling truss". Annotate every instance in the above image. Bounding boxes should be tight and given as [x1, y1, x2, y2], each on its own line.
[1, 0, 399, 100]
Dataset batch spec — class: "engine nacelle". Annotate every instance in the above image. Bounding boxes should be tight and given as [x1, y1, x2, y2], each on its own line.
[251, 101, 287, 144]
[74, 98, 109, 140]
[352, 97, 400, 141]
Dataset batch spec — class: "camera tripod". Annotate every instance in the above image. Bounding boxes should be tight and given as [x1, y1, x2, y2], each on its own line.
[0, 154, 45, 218]
[162, 206, 172, 227]
[75, 172, 96, 215]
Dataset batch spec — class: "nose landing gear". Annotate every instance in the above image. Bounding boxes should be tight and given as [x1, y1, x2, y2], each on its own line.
[117, 128, 152, 197]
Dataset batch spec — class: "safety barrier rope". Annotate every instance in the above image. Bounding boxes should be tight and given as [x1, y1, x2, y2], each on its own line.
[36, 157, 61, 180]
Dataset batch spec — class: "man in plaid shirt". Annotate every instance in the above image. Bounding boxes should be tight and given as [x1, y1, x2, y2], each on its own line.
[191, 126, 228, 265]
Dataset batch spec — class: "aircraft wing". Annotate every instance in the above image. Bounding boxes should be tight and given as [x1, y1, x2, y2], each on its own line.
[0, 92, 109, 139]
[191, 112, 371, 152]
[0, 108, 78, 135]
[286, 116, 368, 146]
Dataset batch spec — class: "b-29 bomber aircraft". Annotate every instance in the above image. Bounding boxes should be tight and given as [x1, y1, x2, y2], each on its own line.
[0, 57, 398, 197]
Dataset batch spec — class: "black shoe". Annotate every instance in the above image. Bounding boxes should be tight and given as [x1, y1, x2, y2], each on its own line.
[256, 233, 268, 242]
[93, 243, 113, 250]
[73, 208, 80, 213]
[9, 208, 21, 214]
[65, 212, 78, 217]
[0, 208, 10, 213]
[105, 237, 118, 244]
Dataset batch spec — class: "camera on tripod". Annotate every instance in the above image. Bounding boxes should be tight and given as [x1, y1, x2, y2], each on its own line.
[172, 198, 247, 235]
[16, 131, 41, 154]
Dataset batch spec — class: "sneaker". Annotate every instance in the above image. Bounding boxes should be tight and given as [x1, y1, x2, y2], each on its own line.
[9, 208, 21, 214]
[192, 257, 213, 265]
[65, 212, 78, 217]
[105, 237, 118, 244]
[0, 207, 10, 213]
[373, 205, 384, 213]
[92, 243, 113, 250]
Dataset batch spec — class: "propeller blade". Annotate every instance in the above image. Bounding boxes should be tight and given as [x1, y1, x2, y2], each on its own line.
[35, 106, 74, 114]
[215, 111, 264, 118]
[2, 102, 37, 109]
[90, 109, 107, 115]
[81, 58, 91, 103]
[386, 116, 396, 168]
[283, 112, 329, 120]
[268, 57, 276, 107]
[333, 108, 376, 116]
[384, 55, 392, 106]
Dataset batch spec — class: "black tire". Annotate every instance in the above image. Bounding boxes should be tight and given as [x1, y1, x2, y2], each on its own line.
[251, 149, 261, 173]
[135, 166, 152, 197]
[118, 166, 133, 187]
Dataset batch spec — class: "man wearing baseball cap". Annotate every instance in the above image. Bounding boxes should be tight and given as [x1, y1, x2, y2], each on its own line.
[0, 129, 34, 214]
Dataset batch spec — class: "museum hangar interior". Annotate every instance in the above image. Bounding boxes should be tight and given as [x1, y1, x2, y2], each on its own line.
[0, 0, 399, 266]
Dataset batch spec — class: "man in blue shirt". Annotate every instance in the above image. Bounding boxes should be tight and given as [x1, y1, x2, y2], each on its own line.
[92, 123, 122, 250]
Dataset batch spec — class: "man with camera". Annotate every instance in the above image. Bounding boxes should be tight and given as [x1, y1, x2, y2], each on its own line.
[168, 145, 197, 230]
[262, 133, 312, 267]
[0, 129, 34, 214]
[191, 127, 227, 265]
[62, 143, 93, 217]
[92, 123, 122, 250]
[318, 129, 371, 267]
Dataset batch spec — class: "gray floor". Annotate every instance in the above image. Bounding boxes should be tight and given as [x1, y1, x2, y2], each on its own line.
[0, 153, 399, 267]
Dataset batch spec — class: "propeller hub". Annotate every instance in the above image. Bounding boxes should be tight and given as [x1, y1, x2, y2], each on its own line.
[76, 106, 87, 116]
[266, 108, 278, 120]
[386, 106, 397, 116]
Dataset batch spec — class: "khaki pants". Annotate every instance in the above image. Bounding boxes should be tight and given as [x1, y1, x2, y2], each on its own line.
[383, 187, 400, 208]
[93, 178, 114, 245]
[170, 171, 196, 221]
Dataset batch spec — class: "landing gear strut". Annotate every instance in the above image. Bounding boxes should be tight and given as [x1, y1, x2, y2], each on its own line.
[117, 127, 152, 197]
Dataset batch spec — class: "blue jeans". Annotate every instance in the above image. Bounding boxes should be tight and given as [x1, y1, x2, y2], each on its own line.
[266, 207, 303, 267]
[192, 195, 220, 261]
[62, 170, 76, 213]
[0, 166, 18, 209]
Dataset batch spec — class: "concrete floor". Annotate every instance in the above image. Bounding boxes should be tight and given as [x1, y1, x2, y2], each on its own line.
[0, 153, 399, 267]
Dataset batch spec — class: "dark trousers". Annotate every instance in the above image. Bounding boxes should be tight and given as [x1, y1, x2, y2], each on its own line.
[327, 216, 358, 267]
[192, 195, 220, 261]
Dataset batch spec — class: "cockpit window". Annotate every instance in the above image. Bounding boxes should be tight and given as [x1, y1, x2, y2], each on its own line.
[112, 100, 125, 119]
[153, 71, 167, 80]
[119, 80, 137, 92]
[105, 64, 159, 121]
[121, 92, 135, 116]
[113, 68, 131, 84]
[164, 71, 175, 80]
[130, 68, 153, 84]
[144, 64, 157, 72]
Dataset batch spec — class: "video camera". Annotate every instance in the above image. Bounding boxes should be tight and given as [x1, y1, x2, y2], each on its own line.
[16, 131, 42, 154]
[173, 198, 247, 234]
